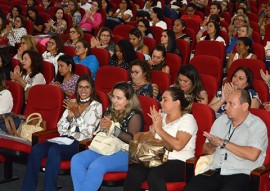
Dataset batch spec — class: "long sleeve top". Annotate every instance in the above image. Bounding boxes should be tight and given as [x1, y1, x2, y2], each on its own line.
[57, 100, 102, 141]
[79, 12, 102, 32]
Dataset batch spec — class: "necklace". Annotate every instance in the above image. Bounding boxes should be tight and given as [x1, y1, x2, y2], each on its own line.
[79, 97, 91, 104]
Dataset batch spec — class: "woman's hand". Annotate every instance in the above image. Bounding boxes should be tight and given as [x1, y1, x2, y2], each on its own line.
[99, 116, 112, 129]
[147, 105, 162, 132]
[91, 37, 100, 48]
[221, 82, 235, 101]
[10, 71, 22, 82]
[260, 69, 270, 85]
[63, 99, 79, 118]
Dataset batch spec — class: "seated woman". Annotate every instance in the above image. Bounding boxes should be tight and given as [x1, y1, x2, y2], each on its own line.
[26, 6, 44, 35]
[101, 0, 114, 16]
[41, 0, 52, 13]
[148, 44, 170, 74]
[0, 14, 7, 35]
[137, 0, 162, 20]
[42, 35, 64, 75]
[64, 25, 84, 47]
[199, 20, 226, 46]
[128, 59, 162, 101]
[0, 52, 12, 80]
[105, 0, 133, 29]
[0, 68, 13, 116]
[172, 64, 208, 104]
[73, 40, 99, 80]
[124, 87, 198, 191]
[66, 0, 82, 25]
[50, 54, 79, 98]
[149, 7, 167, 30]
[226, 37, 257, 72]
[161, 29, 182, 58]
[192, 0, 208, 13]
[10, 50, 46, 101]
[13, 35, 38, 63]
[228, 14, 249, 41]
[71, 81, 144, 191]
[109, 39, 137, 70]
[90, 27, 115, 56]
[209, 66, 260, 117]
[2, 15, 27, 53]
[6, 5, 22, 25]
[44, 7, 67, 35]
[173, 19, 191, 44]
[259, 3, 270, 35]
[79, 0, 102, 32]
[129, 28, 150, 58]
[137, 19, 153, 38]
[260, 69, 270, 111]
[226, 25, 252, 55]
[201, 2, 222, 28]
[26, 0, 37, 8]
[21, 74, 102, 191]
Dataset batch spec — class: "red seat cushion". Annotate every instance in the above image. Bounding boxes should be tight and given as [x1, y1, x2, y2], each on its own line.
[0, 139, 32, 154]
[141, 181, 186, 191]
[103, 172, 127, 181]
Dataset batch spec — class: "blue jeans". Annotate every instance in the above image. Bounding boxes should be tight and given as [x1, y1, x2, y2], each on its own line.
[21, 140, 78, 191]
[71, 149, 128, 191]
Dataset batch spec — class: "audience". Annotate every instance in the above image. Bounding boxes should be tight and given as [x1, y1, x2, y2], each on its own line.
[180, 3, 202, 23]
[66, 0, 82, 25]
[260, 69, 270, 111]
[6, 5, 22, 25]
[173, 19, 191, 43]
[26, 6, 44, 35]
[44, 7, 67, 35]
[129, 28, 149, 57]
[64, 25, 84, 47]
[0, 68, 13, 116]
[148, 45, 169, 74]
[161, 29, 182, 58]
[21, 74, 102, 191]
[101, 0, 114, 16]
[137, 19, 153, 38]
[149, 7, 167, 30]
[124, 87, 197, 191]
[71, 81, 144, 191]
[0, 52, 12, 80]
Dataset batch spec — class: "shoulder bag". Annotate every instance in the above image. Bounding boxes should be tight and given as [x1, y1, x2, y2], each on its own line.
[88, 121, 124, 155]
[129, 131, 171, 168]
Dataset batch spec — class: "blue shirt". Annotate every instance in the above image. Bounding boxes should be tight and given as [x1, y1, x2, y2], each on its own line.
[73, 55, 99, 80]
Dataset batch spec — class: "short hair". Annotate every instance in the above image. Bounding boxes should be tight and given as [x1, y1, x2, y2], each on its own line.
[152, 7, 164, 21]
[238, 89, 251, 108]
[165, 87, 191, 114]
[54, 54, 76, 83]
[49, 34, 64, 54]
[153, 44, 166, 59]
[75, 74, 97, 103]
[130, 59, 152, 82]
[230, 66, 254, 90]
[14, 15, 25, 28]
[110, 82, 141, 121]
[21, 50, 43, 78]
[76, 40, 91, 56]
[97, 27, 113, 44]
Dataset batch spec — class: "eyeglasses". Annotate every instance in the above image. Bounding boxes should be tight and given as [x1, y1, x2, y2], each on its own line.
[74, 46, 83, 49]
[47, 41, 55, 45]
[101, 34, 111, 37]
[130, 70, 141, 75]
[78, 85, 91, 91]
[69, 30, 77, 34]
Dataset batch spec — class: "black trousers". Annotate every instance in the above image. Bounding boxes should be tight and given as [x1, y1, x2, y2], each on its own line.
[184, 169, 250, 191]
[123, 160, 185, 191]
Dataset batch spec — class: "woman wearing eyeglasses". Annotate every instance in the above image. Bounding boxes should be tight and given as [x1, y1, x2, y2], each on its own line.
[90, 27, 115, 56]
[128, 60, 162, 101]
[42, 35, 64, 75]
[21, 74, 102, 191]
[79, 0, 102, 33]
[64, 25, 84, 47]
[73, 40, 99, 80]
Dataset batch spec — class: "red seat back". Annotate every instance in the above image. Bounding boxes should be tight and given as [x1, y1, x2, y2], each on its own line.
[165, 53, 182, 83]
[200, 74, 219, 101]
[176, 39, 190, 64]
[74, 63, 91, 76]
[113, 24, 135, 39]
[91, 48, 110, 67]
[43, 61, 55, 84]
[6, 80, 24, 114]
[151, 70, 171, 94]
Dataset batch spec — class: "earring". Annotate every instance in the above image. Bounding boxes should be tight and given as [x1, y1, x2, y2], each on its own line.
[69, 67, 72, 72]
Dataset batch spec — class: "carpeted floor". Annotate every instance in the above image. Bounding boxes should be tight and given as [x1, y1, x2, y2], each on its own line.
[0, 163, 123, 191]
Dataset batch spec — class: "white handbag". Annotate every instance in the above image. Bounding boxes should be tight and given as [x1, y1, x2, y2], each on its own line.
[88, 121, 124, 155]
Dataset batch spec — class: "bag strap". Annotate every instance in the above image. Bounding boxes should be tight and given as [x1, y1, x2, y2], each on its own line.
[1, 114, 14, 136]
[7, 116, 19, 136]
[25, 113, 43, 126]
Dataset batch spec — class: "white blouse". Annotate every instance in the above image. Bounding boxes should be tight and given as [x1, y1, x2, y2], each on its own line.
[155, 113, 198, 161]
[0, 89, 13, 114]
[42, 51, 64, 75]
[7, 27, 27, 47]
[23, 73, 46, 90]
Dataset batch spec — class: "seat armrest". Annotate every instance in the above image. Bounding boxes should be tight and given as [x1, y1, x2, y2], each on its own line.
[79, 138, 92, 152]
[250, 163, 270, 191]
[32, 129, 59, 146]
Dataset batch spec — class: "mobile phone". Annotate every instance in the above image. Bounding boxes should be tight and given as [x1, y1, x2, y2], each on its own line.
[203, 169, 217, 176]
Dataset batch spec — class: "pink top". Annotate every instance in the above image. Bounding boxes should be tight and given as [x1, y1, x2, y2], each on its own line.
[79, 12, 102, 32]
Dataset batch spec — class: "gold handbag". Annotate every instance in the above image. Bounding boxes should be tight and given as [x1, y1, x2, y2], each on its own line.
[129, 131, 171, 168]
[17, 113, 45, 142]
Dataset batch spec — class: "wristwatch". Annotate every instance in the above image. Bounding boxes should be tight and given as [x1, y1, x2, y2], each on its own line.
[221, 139, 229, 149]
